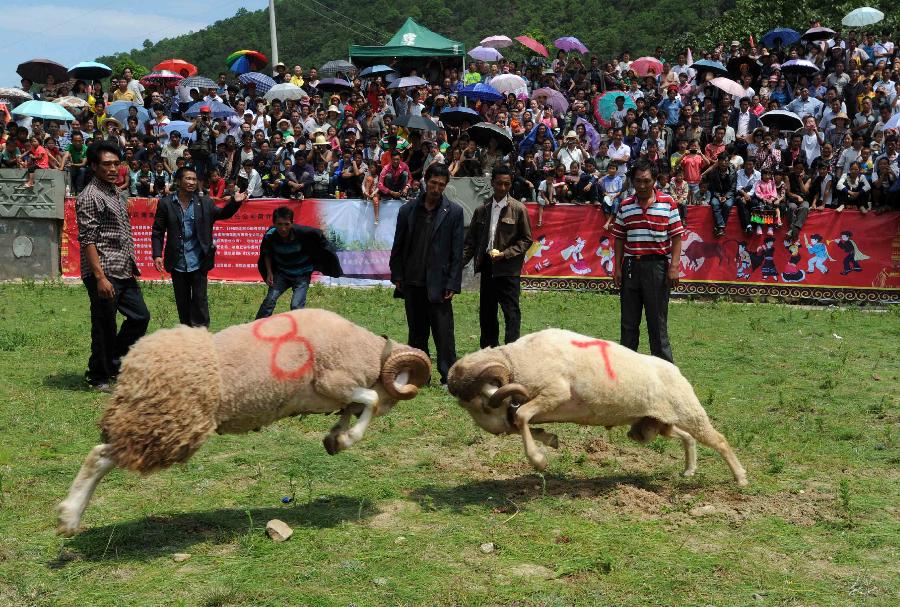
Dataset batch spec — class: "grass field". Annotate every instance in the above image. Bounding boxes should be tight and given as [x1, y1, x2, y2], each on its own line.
[0, 282, 897, 607]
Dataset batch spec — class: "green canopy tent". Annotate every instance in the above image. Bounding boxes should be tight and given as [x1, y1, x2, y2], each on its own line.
[350, 17, 466, 74]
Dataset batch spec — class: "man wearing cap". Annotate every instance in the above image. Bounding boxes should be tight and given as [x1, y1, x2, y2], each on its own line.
[273, 62, 288, 83]
[152, 166, 248, 327]
[557, 132, 585, 171]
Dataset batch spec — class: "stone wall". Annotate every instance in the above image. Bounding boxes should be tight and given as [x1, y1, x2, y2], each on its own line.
[0, 169, 66, 280]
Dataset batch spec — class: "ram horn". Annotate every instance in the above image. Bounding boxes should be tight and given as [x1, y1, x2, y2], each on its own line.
[381, 347, 432, 400]
[488, 383, 531, 409]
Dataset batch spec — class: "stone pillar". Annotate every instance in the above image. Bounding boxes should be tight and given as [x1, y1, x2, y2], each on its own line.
[0, 169, 66, 280]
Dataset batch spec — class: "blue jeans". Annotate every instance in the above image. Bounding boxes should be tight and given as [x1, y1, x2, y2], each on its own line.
[710, 194, 734, 228]
[255, 273, 311, 319]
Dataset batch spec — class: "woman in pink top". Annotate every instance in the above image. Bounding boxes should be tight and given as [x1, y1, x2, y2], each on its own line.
[752, 168, 783, 236]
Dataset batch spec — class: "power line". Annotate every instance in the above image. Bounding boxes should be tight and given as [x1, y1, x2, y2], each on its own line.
[301, 0, 383, 39]
[295, 1, 382, 45]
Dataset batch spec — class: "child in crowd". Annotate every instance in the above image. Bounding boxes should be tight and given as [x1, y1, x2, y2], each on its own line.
[18, 136, 49, 190]
[206, 167, 226, 198]
[134, 160, 153, 197]
[667, 167, 689, 224]
[312, 159, 332, 198]
[551, 162, 570, 204]
[599, 160, 625, 230]
[536, 170, 556, 227]
[810, 162, 833, 209]
[362, 158, 381, 225]
[151, 160, 171, 197]
[752, 167, 781, 235]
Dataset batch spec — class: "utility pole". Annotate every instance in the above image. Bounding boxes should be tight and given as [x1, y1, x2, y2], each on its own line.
[269, 0, 279, 69]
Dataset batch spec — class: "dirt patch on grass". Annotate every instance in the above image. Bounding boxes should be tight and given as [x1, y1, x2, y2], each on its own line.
[367, 499, 424, 531]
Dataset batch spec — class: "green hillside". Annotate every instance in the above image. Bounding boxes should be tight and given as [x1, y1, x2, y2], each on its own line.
[98, 0, 897, 78]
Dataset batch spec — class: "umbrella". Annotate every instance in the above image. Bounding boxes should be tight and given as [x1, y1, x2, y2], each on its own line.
[780, 59, 820, 76]
[460, 82, 504, 102]
[488, 74, 528, 95]
[67, 61, 112, 81]
[759, 110, 803, 132]
[11, 99, 75, 121]
[264, 83, 309, 102]
[594, 91, 636, 121]
[801, 27, 835, 42]
[531, 87, 569, 114]
[180, 76, 218, 90]
[631, 56, 665, 77]
[439, 106, 481, 127]
[554, 37, 588, 54]
[468, 46, 503, 62]
[359, 65, 394, 78]
[727, 55, 761, 78]
[238, 72, 277, 94]
[226, 50, 268, 75]
[394, 114, 439, 131]
[16, 58, 68, 84]
[480, 35, 514, 49]
[162, 121, 196, 142]
[388, 76, 429, 89]
[153, 59, 197, 78]
[761, 28, 801, 48]
[320, 60, 356, 78]
[709, 77, 747, 97]
[0, 88, 33, 104]
[468, 122, 514, 154]
[185, 100, 236, 119]
[842, 7, 884, 28]
[54, 96, 89, 111]
[315, 78, 352, 92]
[689, 59, 729, 78]
[576, 117, 601, 153]
[515, 35, 549, 58]
[107, 101, 151, 126]
[140, 70, 184, 88]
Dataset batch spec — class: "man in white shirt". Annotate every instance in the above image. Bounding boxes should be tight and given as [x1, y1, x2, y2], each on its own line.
[735, 157, 761, 233]
[800, 116, 824, 168]
[556, 132, 585, 171]
[608, 128, 631, 176]
[462, 165, 533, 348]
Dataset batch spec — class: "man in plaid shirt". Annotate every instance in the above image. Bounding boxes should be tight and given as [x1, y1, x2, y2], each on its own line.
[611, 158, 684, 363]
[76, 142, 150, 391]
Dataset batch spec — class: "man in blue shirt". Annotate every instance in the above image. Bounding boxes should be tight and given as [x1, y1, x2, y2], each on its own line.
[657, 86, 683, 127]
[152, 167, 247, 326]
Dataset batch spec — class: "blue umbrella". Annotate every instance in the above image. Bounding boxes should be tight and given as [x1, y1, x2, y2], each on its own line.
[460, 82, 503, 102]
[162, 121, 196, 142]
[68, 61, 112, 81]
[238, 71, 276, 94]
[359, 65, 393, 78]
[761, 28, 801, 48]
[440, 106, 480, 127]
[228, 55, 253, 75]
[689, 59, 729, 78]
[107, 101, 151, 126]
[11, 99, 75, 121]
[184, 100, 237, 119]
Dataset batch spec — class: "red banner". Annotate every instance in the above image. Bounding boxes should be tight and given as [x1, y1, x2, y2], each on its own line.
[522, 204, 900, 302]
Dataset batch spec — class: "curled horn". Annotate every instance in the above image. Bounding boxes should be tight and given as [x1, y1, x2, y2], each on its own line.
[381, 347, 432, 400]
[488, 383, 531, 409]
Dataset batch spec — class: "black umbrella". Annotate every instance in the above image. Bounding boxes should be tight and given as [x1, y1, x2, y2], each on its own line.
[394, 114, 439, 131]
[759, 110, 803, 132]
[801, 27, 835, 42]
[315, 78, 352, 92]
[440, 107, 481, 127]
[16, 58, 68, 84]
[689, 60, 729, 78]
[467, 122, 514, 155]
[320, 60, 356, 78]
[726, 56, 761, 79]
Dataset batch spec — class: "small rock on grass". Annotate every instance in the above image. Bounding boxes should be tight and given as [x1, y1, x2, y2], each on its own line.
[372, 577, 388, 587]
[752, 593, 764, 601]
[266, 519, 293, 542]
[172, 553, 191, 563]
[689, 504, 720, 517]
[480, 542, 496, 554]
[394, 536, 407, 544]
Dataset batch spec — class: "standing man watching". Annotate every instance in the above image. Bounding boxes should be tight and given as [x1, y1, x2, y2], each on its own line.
[463, 165, 533, 348]
[151, 166, 247, 327]
[611, 158, 684, 364]
[389, 163, 464, 387]
[76, 142, 151, 391]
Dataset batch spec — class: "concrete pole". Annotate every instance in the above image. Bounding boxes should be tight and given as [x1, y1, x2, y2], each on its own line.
[269, 0, 279, 69]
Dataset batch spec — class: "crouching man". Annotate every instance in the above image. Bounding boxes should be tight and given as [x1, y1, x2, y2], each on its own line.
[255, 206, 343, 318]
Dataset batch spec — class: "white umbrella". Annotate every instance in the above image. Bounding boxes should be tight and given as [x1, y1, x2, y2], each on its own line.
[0, 87, 32, 104]
[54, 96, 89, 110]
[264, 83, 308, 102]
[842, 7, 884, 28]
[489, 74, 527, 95]
[709, 76, 746, 98]
[480, 35, 514, 49]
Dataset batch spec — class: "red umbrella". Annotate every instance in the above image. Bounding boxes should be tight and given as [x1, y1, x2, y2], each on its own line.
[631, 56, 664, 77]
[153, 59, 197, 78]
[140, 70, 185, 88]
[515, 35, 549, 58]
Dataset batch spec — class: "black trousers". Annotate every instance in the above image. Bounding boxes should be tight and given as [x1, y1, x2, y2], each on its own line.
[620, 257, 674, 364]
[171, 269, 210, 327]
[478, 256, 522, 348]
[83, 275, 151, 384]
[403, 286, 457, 383]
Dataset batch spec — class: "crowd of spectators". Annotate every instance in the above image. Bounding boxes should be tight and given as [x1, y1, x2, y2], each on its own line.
[2, 22, 899, 242]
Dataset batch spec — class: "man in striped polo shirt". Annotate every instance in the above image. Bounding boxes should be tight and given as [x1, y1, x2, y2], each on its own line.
[611, 158, 684, 363]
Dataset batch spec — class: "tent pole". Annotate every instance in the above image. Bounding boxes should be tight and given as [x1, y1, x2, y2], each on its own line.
[462, 50, 467, 108]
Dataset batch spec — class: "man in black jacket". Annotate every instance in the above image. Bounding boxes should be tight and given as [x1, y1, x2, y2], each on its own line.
[255, 206, 343, 318]
[389, 163, 464, 386]
[152, 166, 247, 327]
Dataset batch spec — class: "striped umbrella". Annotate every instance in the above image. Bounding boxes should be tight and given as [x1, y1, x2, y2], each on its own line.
[238, 72, 276, 94]
[180, 76, 217, 90]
